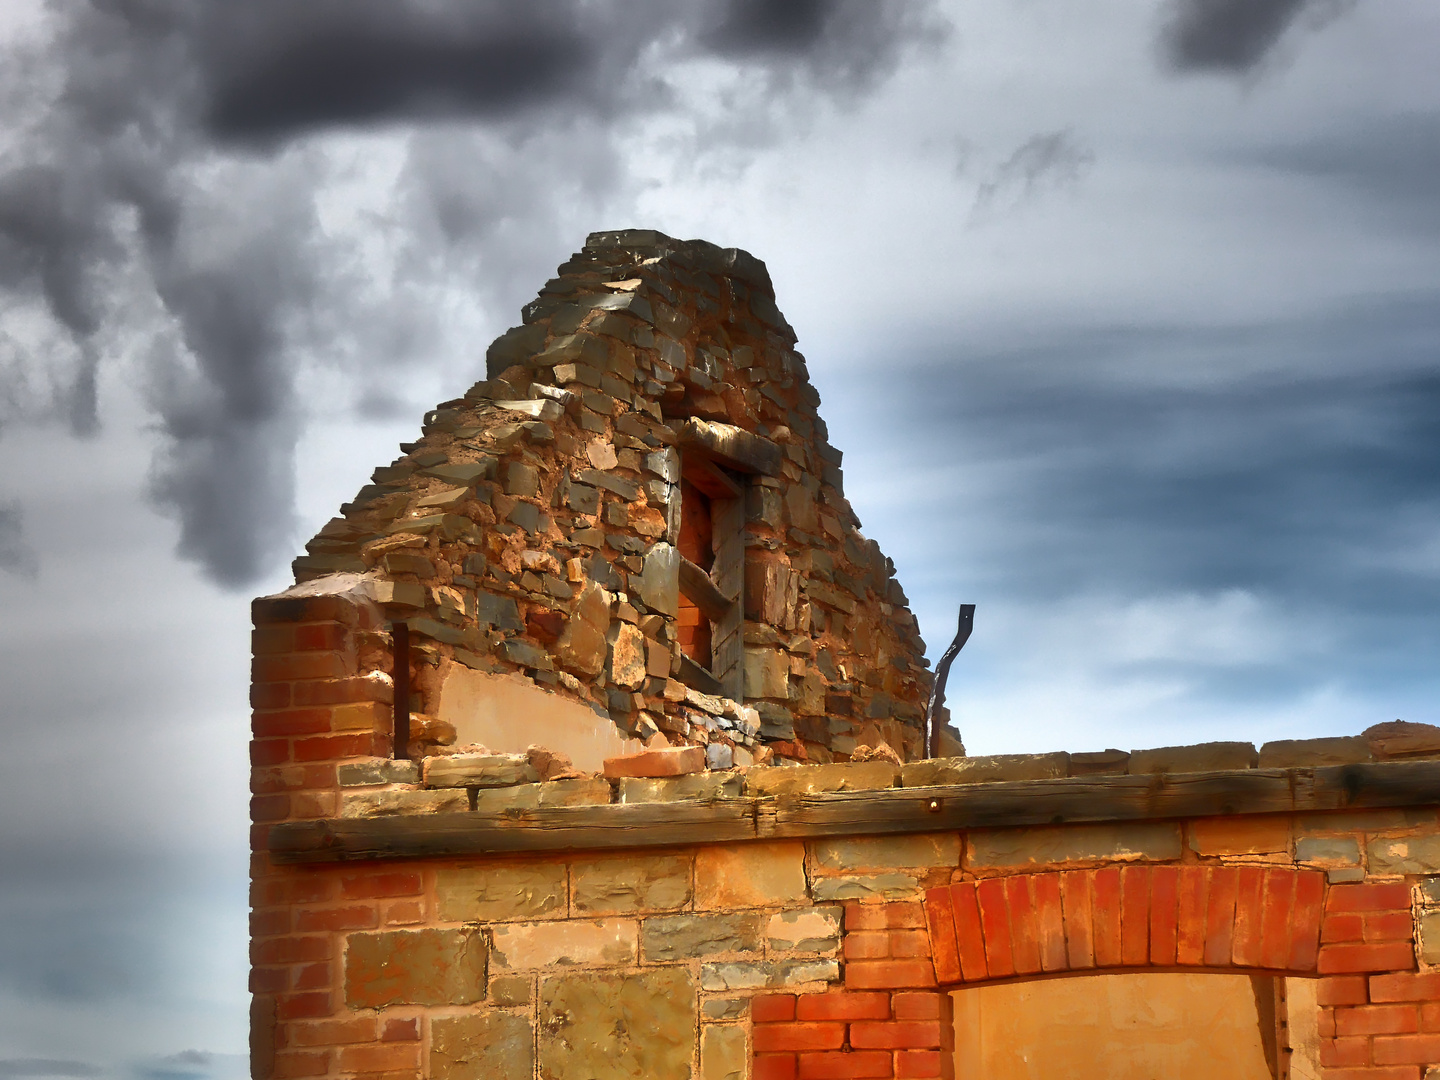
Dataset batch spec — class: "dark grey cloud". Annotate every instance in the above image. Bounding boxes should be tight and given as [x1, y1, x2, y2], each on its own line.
[0, 501, 36, 576]
[0, 1063, 101, 1079]
[1160, 0, 1351, 74]
[0, 0, 944, 585]
[972, 130, 1094, 215]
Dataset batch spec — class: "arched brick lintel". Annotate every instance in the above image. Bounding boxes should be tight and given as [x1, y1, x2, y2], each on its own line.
[924, 865, 1333, 986]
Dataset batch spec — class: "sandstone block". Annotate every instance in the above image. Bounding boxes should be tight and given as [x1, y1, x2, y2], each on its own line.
[1421, 911, 1440, 965]
[766, 907, 842, 954]
[1188, 815, 1291, 856]
[702, 1024, 748, 1080]
[744, 647, 789, 699]
[345, 928, 485, 1008]
[811, 833, 959, 872]
[424, 752, 540, 789]
[436, 862, 567, 922]
[811, 873, 921, 902]
[746, 761, 898, 797]
[1364, 720, 1440, 758]
[703, 997, 749, 1020]
[603, 745, 705, 778]
[966, 822, 1184, 869]
[900, 753, 1069, 787]
[337, 758, 421, 787]
[1296, 836, 1362, 865]
[699, 959, 840, 991]
[432, 1012, 532, 1080]
[340, 788, 467, 818]
[571, 853, 693, 915]
[695, 842, 808, 908]
[1259, 737, 1372, 768]
[539, 777, 613, 807]
[609, 622, 648, 689]
[555, 581, 611, 676]
[618, 772, 744, 803]
[490, 919, 638, 970]
[539, 969, 695, 1080]
[488, 974, 532, 1007]
[635, 543, 680, 616]
[1369, 835, 1440, 875]
[642, 913, 764, 961]
[1128, 742, 1257, 774]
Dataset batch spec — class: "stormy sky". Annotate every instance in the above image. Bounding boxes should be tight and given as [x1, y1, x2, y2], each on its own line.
[0, 0, 1436, 1071]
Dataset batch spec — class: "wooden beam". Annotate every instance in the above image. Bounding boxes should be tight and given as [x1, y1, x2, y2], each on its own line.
[269, 760, 1440, 864]
[678, 554, 735, 622]
[681, 454, 742, 499]
[675, 653, 724, 697]
[676, 419, 782, 477]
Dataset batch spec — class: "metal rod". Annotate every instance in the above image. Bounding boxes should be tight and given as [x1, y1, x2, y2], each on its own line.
[926, 603, 976, 758]
[391, 621, 410, 761]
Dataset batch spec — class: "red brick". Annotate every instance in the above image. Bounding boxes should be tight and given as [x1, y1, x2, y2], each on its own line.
[253, 626, 296, 655]
[1120, 865, 1150, 967]
[252, 682, 292, 709]
[276, 991, 332, 1020]
[1230, 866, 1265, 968]
[1319, 1007, 1336, 1037]
[1371, 972, 1440, 1002]
[250, 966, 288, 993]
[753, 1022, 846, 1052]
[250, 793, 290, 823]
[295, 904, 378, 932]
[254, 651, 349, 684]
[949, 882, 988, 982]
[754, 994, 798, 1022]
[796, 1050, 891, 1078]
[894, 1050, 943, 1078]
[1336, 1004, 1420, 1036]
[1059, 870, 1095, 970]
[271, 1050, 330, 1078]
[290, 791, 337, 820]
[1091, 868, 1123, 968]
[286, 1017, 376, 1046]
[975, 879, 1014, 978]
[337, 1043, 420, 1072]
[382, 1018, 420, 1042]
[1032, 873, 1067, 973]
[1373, 1033, 1440, 1065]
[253, 708, 334, 738]
[1325, 913, 1366, 943]
[1365, 911, 1415, 943]
[1204, 866, 1239, 968]
[339, 871, 422, 900]
[254, 595, 356, 625]
[1005, 876, 1042, 976]
[1149, 865, 1180, 966]
[1329, 883, 1413, 913]
[251, 908, 290, 937]
[1321, 1036, 1371, 1067]
[753, 1054, 798, 1080]
[892, 993, 942, 1021]
[845, 961, 936, 990]
[885, 903, 927, 929]
[889, 929, 930, 959]
[1319, 975, 1371, 1005]
[1288, 869, 1326, 971]
[845, 932, 891, 960]
[923, 887, 961, 985]
[293, 732, 379, 761]
[849, 1021, 943, 1050]
[295, 623, 349, 651]
[252, 935, 329, 965]
[292, 677, 391, 706]
[1322, 1070, 1423, 1080]
[1175, 866, 1209, 966]
[251, 738, 291, 766]
[796, 993, 890, 1022]
[1319, 942, 1417, 975]
[845, 904, 893, 931]
[383, 900, 424, 926]
[293, 962, 330, 990]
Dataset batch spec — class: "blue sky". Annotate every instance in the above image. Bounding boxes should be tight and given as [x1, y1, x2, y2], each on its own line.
[0, 0, 1437, 1071]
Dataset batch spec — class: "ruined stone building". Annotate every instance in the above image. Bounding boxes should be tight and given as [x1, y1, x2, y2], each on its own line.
[251, 231, 1440, 1079]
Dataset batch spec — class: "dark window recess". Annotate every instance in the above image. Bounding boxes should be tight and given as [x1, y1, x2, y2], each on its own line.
[676, 453, 744, 701]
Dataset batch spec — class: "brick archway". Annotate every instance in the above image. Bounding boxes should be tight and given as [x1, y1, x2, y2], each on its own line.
[924, 866, 1328, 985]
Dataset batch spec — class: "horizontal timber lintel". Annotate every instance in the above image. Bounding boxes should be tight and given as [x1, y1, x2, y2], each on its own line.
[267, 759, 1440, 864]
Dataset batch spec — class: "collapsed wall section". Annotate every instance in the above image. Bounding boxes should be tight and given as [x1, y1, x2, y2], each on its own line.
[289, 230, 933, 766]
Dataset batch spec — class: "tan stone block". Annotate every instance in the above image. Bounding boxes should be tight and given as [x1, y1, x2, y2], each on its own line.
[618, 772, 744, 803]
[340, 788, 467, 818]
[331, 701, 390, 731]
[555, 582, 611, 676]
[1420, 910, 1440, 965]
[642, 913, 764, 961]
[1188, 815, 1291, 855]
[695, 842, 808, 908]
[810, 833, 959, 871]
[602, 745, 705, 778]
[489, 974, 532, 1006]
[436, 861, 567, 922]
[966, 822, 1184, 869]
[1128, 742, 1257, 774]
[743, 647, 789, 699]
[812, 873, 922, 902]
[432, 1012, 532, 1080]
[699, 959, 839, 991]
[425, 752, 540, 789]
[900, 753, 1069, 787]
[609, 622, 648, 689]
[1369, 835, 1440, 875]
[490, 918, 638, 969]
[702, 1024, 748, 1080]
[571, 853, 693, 915]
[766, 907, 842, 953]
[1295, 836, 1361, 865]
[745, 761, 899, 797]
[345, 928, 485, 1008]
[703, 996, 750, 1020]
[539, 969, 695, 1079]
[472, 783, 542, 815]
[1258, 737, 1371, 768]
[540, 777, 613, 806]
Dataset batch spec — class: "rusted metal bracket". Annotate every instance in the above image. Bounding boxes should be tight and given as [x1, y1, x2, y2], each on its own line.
[926, 603, 975, 758]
